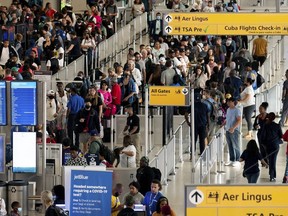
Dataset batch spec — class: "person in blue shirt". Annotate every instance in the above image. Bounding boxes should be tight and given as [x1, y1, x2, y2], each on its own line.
[142, 179, 163, 216]
[66, 87, 84, 147]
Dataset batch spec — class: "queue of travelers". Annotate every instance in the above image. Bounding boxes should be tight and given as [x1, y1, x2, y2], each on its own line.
[1, 0, 288, 215]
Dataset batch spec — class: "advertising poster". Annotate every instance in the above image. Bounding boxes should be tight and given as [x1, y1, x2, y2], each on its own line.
[70, 170, 112, 216]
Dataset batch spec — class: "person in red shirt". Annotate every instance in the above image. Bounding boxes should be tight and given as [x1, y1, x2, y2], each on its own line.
[4, 68, 15, 81]
[44, 2, 57, 19]
[111, 76, 121, 113]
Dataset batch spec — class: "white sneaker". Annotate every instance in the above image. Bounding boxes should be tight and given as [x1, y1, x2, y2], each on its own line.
[232, 161, 240, 167]
[224, 161, 233, 166]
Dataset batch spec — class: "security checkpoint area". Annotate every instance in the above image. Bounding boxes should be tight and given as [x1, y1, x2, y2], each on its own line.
[1, 0, 288, 215]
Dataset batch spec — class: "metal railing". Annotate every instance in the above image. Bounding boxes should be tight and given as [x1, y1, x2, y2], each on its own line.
[50, 55, 85, 90]
[255, 81, 283, 116]
[259, 36, 284, 91]
[97, 12, 148, 70]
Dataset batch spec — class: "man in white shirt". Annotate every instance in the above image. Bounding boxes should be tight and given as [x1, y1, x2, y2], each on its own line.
[0, 40, 18, 67]
[161, 59, 175, 86]
[128, 60, 142, 87]
[203, 1, 215, 12]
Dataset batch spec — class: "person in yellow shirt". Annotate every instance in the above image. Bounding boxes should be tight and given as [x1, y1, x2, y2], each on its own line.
[152, 196, 176, 216]
[252, 35, 267, 66]
[111, 183, 124, 216]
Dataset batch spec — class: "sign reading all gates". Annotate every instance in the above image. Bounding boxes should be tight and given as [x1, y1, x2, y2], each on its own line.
[185, 185, 288, 216]
[164, 13, 288, 35]
[149, 86, 190, 106]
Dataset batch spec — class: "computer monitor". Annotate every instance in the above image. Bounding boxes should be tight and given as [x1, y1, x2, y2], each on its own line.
[0, 81, 7, 126]
[12, 132, 36, 173]
[11, 81, 37, 126]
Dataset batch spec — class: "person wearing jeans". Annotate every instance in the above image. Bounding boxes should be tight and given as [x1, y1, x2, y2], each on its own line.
[239, 78, 255, 138]
[261, 112, 283, 182]
[223, 97, 242, 167]
[240, 139, 268, 183]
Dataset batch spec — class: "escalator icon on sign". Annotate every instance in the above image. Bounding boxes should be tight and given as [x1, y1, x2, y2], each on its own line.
[182, 88, 188, 95]
[189, 189, 204, 205]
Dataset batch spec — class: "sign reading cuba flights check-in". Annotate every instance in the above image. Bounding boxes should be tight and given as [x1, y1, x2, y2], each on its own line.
[164, 13, 288, 35]
[185, 185, 288, 216]
[149, 86, 190, 106]
[70, 170, 112, 216]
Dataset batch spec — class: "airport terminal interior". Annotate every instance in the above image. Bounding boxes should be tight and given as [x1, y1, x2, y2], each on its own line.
[1, 0, 288, 215]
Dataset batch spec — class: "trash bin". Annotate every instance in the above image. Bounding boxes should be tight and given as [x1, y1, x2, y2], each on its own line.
[8, 180, 28, 216]
[0, 181, 7, 206]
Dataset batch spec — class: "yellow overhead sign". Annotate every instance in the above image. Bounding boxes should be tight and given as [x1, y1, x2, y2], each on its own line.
[185, 185, 288, 216]
[164, 13, 288, 35]
[149, 86, 190, 106]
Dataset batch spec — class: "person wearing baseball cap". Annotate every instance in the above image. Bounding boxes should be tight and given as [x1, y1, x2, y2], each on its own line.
[136, 156, 155, 195]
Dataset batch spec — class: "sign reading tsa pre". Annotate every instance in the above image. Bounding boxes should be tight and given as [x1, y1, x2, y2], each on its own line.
[185, 185, 288, 216]
[70, 170, 112, 216]
[163, 13, 288, 35]
[149, 86, 190, 106]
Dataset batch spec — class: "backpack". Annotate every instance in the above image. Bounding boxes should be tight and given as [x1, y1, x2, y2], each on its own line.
[205, 99, 218, 122]
[256, 72, 265, 88]
[216, 106, 226, 125]
[224, 77, 236, 96]
[50, 58, 60, 75]
[51, 205, 68, 216]
[100, 143, 115, 166]
[152, 167, 162, 181]
[173, 68, 185, 86]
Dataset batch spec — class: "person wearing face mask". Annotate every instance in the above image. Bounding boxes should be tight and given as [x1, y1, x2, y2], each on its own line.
[46, 90, 60, 139]
[10, 201, 20, 216]
[149, 12, 163, 41]
[75, 98, 100, 153]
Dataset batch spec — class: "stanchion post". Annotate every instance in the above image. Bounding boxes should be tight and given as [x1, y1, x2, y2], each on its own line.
[110, 115, 114, 150]
[171, 135, 176, 175]
[145, 86, 149, 156]
[179, 125, 183, 163]
[163, 145, 168, 185]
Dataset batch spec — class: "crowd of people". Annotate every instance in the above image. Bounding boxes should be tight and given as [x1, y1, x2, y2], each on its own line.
[2, 0, 288, 215]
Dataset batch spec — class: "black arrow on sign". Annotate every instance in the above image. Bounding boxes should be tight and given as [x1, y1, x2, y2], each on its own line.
[165, 26, 172, 33]
[191, 191, 202, 203]
[166, 15, 172, 22]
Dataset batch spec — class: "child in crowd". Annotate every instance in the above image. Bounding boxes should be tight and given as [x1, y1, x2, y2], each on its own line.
[142, 179, 163, 216]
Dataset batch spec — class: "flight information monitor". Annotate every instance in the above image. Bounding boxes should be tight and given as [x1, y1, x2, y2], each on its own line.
[0, 134, 5, 173]
[0, 82, 7, 125]
[13, 132, 36, 173]
[11, 81, 37, 126]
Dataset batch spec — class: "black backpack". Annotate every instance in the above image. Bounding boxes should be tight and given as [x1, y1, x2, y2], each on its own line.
[50, 205, 68, 216]
[152, 167, 162, 181]
[50, 58, 60, 75]
[100, 143, 115, 166]
[173, 68, 185, 86]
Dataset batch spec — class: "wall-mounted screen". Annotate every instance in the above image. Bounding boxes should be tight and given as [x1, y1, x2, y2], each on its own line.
[0, 134, 5, 173]
[13, 132, 36, 173]
[0, 82, 7, 125]
[11, 81, 37, 126]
